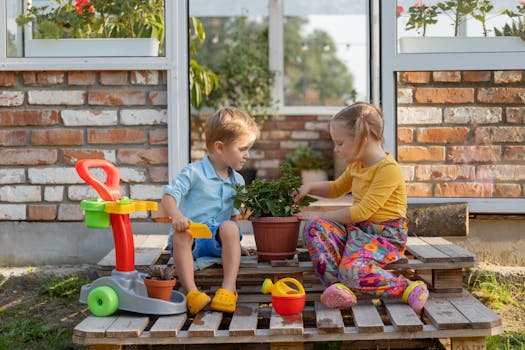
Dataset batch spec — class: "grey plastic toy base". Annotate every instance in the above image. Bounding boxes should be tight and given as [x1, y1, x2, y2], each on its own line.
[79, 269, 187, 315]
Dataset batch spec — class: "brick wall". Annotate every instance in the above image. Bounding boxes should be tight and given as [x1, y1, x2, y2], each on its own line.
[398, 70, 525, 198]
[190, 113, 335, 179]
[0, 70, 168, 221]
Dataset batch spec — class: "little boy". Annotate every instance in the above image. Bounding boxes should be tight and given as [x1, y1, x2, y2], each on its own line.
[161, 107, 260, 314]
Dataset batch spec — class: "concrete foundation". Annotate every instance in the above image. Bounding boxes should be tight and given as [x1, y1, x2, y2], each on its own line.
[0, 215, 524, 267]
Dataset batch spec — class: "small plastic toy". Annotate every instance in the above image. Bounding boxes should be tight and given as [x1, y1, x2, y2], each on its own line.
[261, 277, 306, 315]
[189, 222, 212, 238]
[76, 159, 186, 316]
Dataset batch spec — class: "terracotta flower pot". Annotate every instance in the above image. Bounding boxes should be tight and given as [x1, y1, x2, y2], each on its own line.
[144, 277, 176, 301]
[251, 216, 300, 261]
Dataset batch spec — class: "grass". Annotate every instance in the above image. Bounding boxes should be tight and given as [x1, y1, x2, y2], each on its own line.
[0, 267, 523, 350]
[466, 269, 525, 350]
[0, 271, 89, 350]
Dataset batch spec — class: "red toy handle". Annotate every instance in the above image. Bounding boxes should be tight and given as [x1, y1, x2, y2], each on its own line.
[75, 159, 122, 201]
[76, 159, 134, 272]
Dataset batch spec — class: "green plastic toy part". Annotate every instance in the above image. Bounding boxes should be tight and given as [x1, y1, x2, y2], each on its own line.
[87, 286, 119, 317]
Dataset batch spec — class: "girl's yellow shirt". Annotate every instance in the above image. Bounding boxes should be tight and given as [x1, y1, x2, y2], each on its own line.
[329, 153, 407, 224]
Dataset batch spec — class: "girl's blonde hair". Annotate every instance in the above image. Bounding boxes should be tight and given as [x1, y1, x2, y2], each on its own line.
[331, 102, 384, 156]
[205, 107, 260, 152]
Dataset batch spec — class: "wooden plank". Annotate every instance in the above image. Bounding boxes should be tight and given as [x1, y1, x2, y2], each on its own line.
[406, 237, 449, 262]
[351, 301, 384, 333]
[420, 237, 475, 262]
[269, 309, 304, 335]
[73, 316, 118, 338]
[105, 315, 149, 338]
[97, 234, 168, 268]
[187, 311, 222, 337]
[432, 269, 463, 292]
[449, 294, 502, 329]
[240, 255, 258, 267]
[314, 301, 344, 334]
[382, 300, 424, 332]
[229, 302, 259, 336]
[424, 296, 471, 330]
[149, 314, 187, 337]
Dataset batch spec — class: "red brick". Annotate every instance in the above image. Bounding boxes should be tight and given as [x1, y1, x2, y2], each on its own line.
[0, 110, 59, 126]
[161, 71, 168, 85]
[117, 149, 168, 165]
[405, 183, 432, 197]
[0, 149, 57, 165]
[68, 72, 96, 85]
[149, 129, 168, 145]
[397, 146, 445, 162]
[22, 72, 37, 85]
[99, 71, 128, 85]
[478, 88, 525, 104]
[415, 165, 475, 181]
[415, 88, 474, 104]
[148, 167, 169, 182]
[433, 71, 461, 82]
[88, 91, 146, 106]
[87, 128, 147, 144]
[448, 146, 501, 163]
[397, 128, 413, 144]
[463, 71, 491, 82]
[32, 129, 84, 146]
[28, 205, 57, 221]
[37, 72, 64, 85]
[62, 149, 107, 165]
[435, 183, 493, 197]
[0, 130, 27, 146]
[474, 127, 525, 144]
[504, 146, 525, 161]
[416, 127, 469, 144]
[507, 107, 525, 124]
[494, 184, 521, 197]
[131, 70, 159, 85]
[149, 91, 167, 106]
[399, 72, 431, 84]
[0, 72, 16, 86]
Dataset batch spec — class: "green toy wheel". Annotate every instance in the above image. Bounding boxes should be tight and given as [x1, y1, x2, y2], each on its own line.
[87, 286, 119, 317]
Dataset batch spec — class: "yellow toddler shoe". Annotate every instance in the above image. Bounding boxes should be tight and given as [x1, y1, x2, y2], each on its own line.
[186, 290, 211, 314]
[210, 288, 238, 313]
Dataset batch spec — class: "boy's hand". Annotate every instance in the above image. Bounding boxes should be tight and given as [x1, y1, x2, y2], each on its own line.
[171, 214, 191, 232]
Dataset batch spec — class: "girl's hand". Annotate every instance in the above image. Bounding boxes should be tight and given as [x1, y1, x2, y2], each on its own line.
[171, 214, 191, 232]
[292, 184, 310, 204]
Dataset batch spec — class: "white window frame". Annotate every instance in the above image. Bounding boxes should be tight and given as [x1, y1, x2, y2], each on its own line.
[0, 0, 190, 179]
[381, 2, 525, 213]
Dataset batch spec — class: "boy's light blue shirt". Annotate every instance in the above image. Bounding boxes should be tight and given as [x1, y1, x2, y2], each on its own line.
[162, 155, 243, 227]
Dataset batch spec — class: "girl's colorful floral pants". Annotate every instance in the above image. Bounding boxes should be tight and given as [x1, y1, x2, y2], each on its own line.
[304, 217, 410, 298]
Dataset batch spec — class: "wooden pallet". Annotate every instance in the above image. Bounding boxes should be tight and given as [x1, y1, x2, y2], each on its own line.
[73, 291, 502, 349]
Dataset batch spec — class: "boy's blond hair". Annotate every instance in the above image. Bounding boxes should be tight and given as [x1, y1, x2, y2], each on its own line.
[205, 107, 260, 152]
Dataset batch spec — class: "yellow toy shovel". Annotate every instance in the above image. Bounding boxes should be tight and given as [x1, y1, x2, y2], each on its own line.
[189, 222, 212, 239]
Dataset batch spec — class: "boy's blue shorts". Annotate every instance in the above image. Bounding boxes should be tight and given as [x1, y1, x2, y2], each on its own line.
[167, 222, 242, 259]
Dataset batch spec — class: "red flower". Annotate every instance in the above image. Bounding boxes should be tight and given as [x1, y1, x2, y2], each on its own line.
[396, 5, 404, 17]
[75, 0, 94, 14]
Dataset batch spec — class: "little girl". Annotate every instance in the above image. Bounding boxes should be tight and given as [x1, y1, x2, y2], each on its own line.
[292, 102, 428, 313]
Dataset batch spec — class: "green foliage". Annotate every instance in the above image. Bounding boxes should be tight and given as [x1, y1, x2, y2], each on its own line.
[189, 16, 219, 108]
[196, 17, 276, 126]
[495, 3, 525, 40]
[466, 270, 525, 311]
[286, 146, 328, 170]
[144, 265, 177, 280]
[471, 0, 494, 36]
[405, 3, 440, 36]
[437, 0, 479, 36]
[16, 0, 165, 50]
[41, 276, 89, 298]
[284, 17, 356, 105]
[233, 163, 316, 218]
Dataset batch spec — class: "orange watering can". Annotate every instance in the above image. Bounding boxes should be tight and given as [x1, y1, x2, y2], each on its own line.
[261, 278, 306, 315]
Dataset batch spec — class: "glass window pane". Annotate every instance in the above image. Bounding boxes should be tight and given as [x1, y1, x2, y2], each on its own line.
[190, 0, 271, 117]
[284, 0, 368, 106]
[396, 0, 525, 54]
[7, 0, 165, 57]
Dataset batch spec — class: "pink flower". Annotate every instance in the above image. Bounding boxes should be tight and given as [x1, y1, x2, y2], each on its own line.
[75, 0, 94, 14]
[397, 5, 404, 17]
[519, 0, 525, 5]
[414, 1, 426, 7]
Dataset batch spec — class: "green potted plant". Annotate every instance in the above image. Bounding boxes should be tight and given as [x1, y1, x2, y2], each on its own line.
[143, 265, 177, 301]
[286, 146, 330, 184]
[233, 163, 315, 261]
[16, 0, 165, 57]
